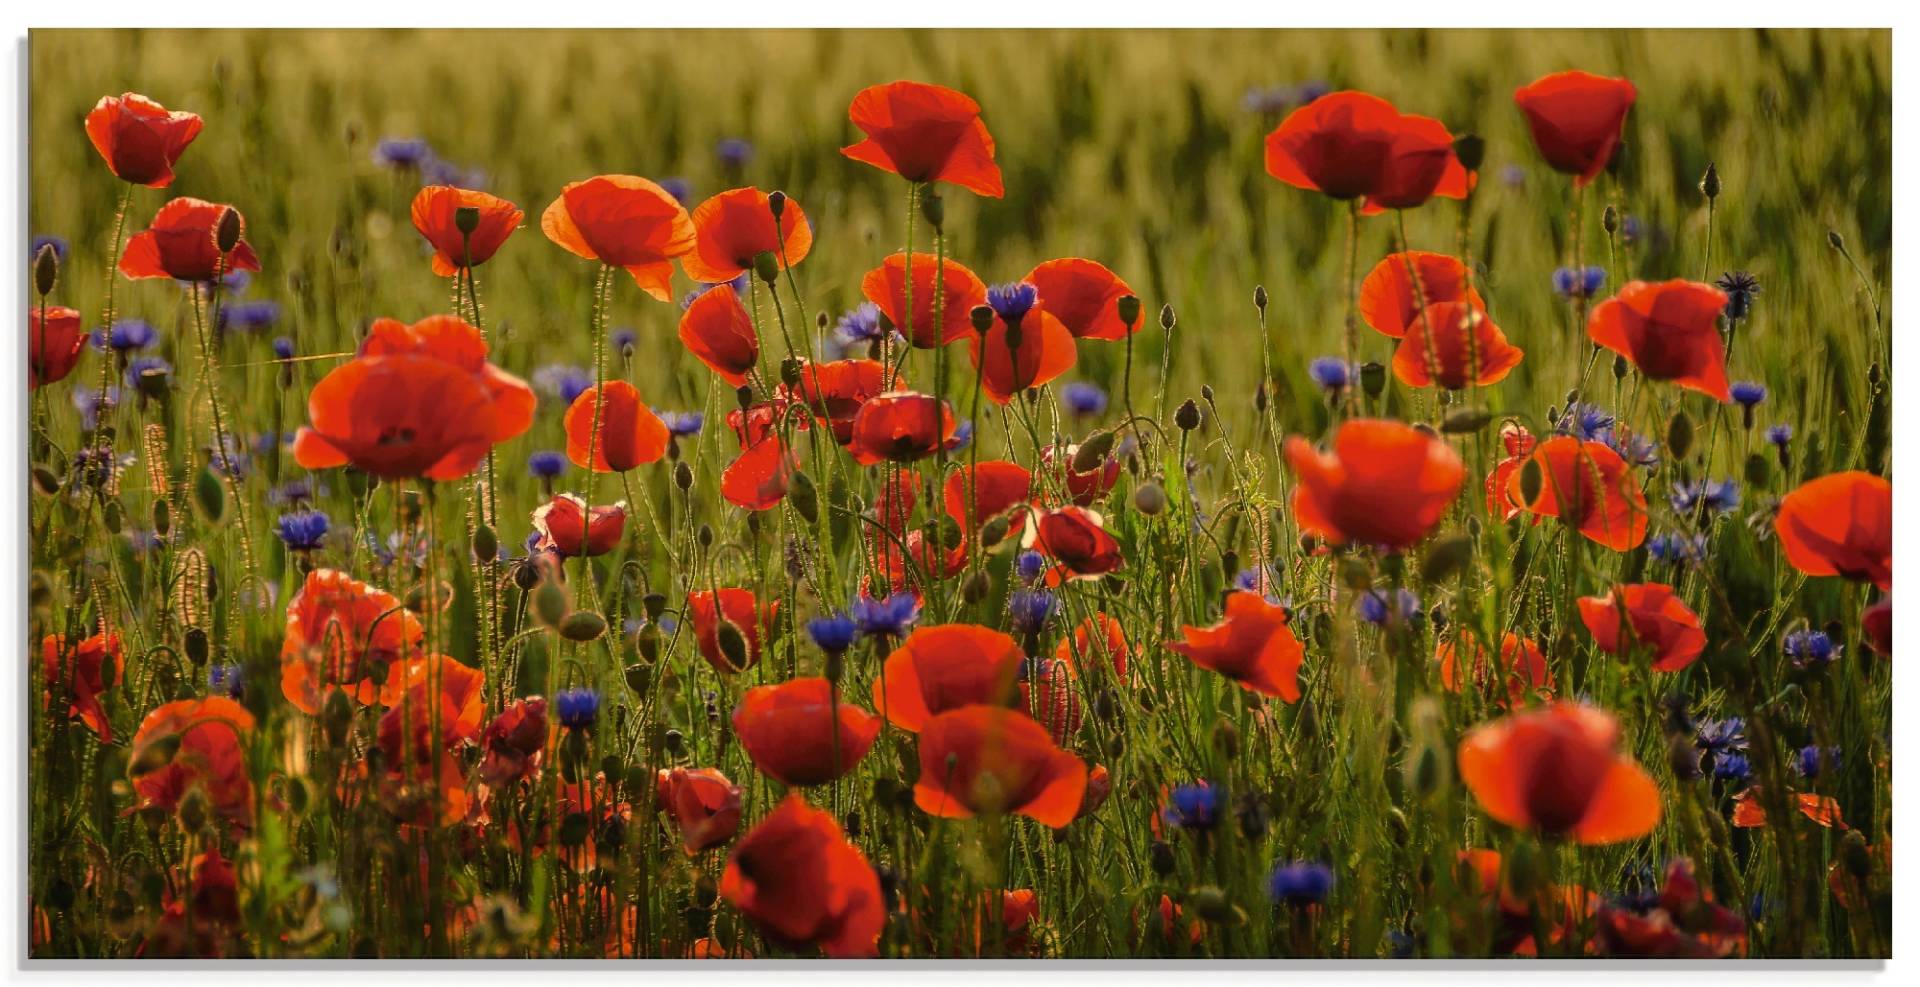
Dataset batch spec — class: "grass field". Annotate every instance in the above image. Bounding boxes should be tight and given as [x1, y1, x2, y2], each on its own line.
[25, 27, 1892, 959]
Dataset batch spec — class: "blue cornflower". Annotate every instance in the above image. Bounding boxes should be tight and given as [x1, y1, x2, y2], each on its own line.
[1695, 717, 1747, 753]
[610, 327, 638, 353]
[72, 387, 119, 430]
[423, 159, 487, 190]
[1553, 265, 1607, 299]
[1730, 381, 1766, 408]
[208, 664, 245, 699]
[532, 364, 593, 404]
[272, 336, 296, 360]
[276, 510, 330, 552]
[1241, 85, 1293, 115]
[1646, 532, 1709, 565]
[1296, 80, 1332, 103]
[806, 613, 859, 655]
[32, 234, 68, 261]
[716, 138, 755, 168]
[1359, 588, 1422, 627]
[372, 137, 434, 169]
[94, 319, 157, 352]
[218, 299, 281, 332]
[124, 528, 162, 554]
[680, 274, 751, 310]
[269, 479, 322, 507]
[1766, 424, 1792, 449]
[1784, 629, 1839, 666]
[1061, 382, 1109, 417]
[124, 355, 173, 389]
[1670, 478, 1740, 517]
[1620, 215, 1644, 245]
[1498, 164, 1527, 188]
[1007, 590, 1057, 636]
[210, 437, 252, 479]
[527, 450, 568, 479]
[851, 592, 922, 640]
[1714, 271, 1761, 320]
[1607, 429, 1661, 468]
[1712, 752, 1752, 784]
[986, 282, 1039, 323]
[1554, 402, 1615, 441]
[1307, 356, 1354, 392]
[658, 177, 693, 205]
[1015, 550, 1048, 584]
[657, 411, 705, 437]
[555, 687, 600, 730]
[1267, 860, 1335, 906]
[944, 420, 975, 454]
[1160, 782, 1221, 831]
[1793, 745, 1842, 779]
[220, 268, 252, 293]
[834, 302, 888, 344]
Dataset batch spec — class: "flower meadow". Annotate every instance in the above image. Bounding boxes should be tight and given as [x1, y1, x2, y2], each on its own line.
[24, 29, 1892, 960]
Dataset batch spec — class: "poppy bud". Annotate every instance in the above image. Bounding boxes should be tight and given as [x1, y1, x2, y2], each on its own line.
[31, 466, 59, 497]
[34, 243, 57, 297]
[636, 623, 661, 663]
[1410, 746, 1444, 798]
[1072, 430, 1116, 473]
[715, 621, 749, 670]
[1191, 886, 1232, 922]
[1699, 162, 1720, 201]
[734, 385, 755, 413]
[184, 627, 210, 665]
[454, 205, 481, 236]
[1201, 384, 1215, 406]
[1868, 361, 1882, 386]
[918, 189, 943, 229]
[767, 189, 787, 219]
[1149, 840, 1176, 876]
[674, 461, 693, 491]
[1116, 294, 1141, 328]
[532, 577, 571, 630]
[102, 500, 124, 534]
[1453, 133, 1485, 172]
[1518, 458, 1544, 505]
[1360, 361, 1387, 398]
[1828, 230, 1846, 251]
[1252, 285, 1268, 312]
[697, 523, 714, 548]
[1174, 399, 1201, 432]
[194, 467, 224, 522]
[1254, 382, 1269, 412]
[1420, 534, 1472, 583]
[788, 470, 819, 523]
[216, 207, 243, 254]
[1602, 205, 1619, 235]
[1133, 481, 1166, 515]
[1743, 452, 1770, 488]
[1441, 407, 1492, 434]
[1666, 410, 1695, 461]
[958, 568, 991, 604]
[560, 611, 607, 642]
[322, 688, 354, 746]
[970, 304, 995, 335]
[1159, 303, 1176, 333]
[980, 515, 1010, 547]
[624, 661, 652, 694]
[752, 250, 779, 284]
[1504, 838, 1545, 898]
[472, 523, 499, 564]
[1612, 353, 1629, 380]
[176, 787, 211, 835]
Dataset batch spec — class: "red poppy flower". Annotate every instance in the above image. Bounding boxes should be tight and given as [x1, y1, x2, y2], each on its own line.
[861, 252, 988, 348]
[1731, 789, 1844, 829]
[1362, 110, 1474, 212]
[294, 315, 533, 480]
[541, 175, 696, 300]
[564, 380, 670, 472]
[388, 652, 488, 747]
[1773, 471, 1892, 590]
[914, 705, 1087, 828]
[1484, 423, 1538, 521]
[779, 358, 880, 440]
[848, 390, 956, 465]
[1077, 763, 1113, 821]
[657, 767, 745, 854]
[1041, 442, 1121, 507]
[1029, 506, 1123, 580]
[1578, 583, 1707, 672]
[1285, 419, 1465, 550]
[119, 198, 261, 283]
[1864, 596, 1892, 657]
[841, 80, 1005, 198]
[993, 890, 1042, 956]
[1166, 590, 1305, 701]
[1593, 859, 1747, 959]
[1514, 71, 1637, 186]
[943, 460, 1033, 535]
[682, 187, 812, 284]
[969, 308, 1077, 404]
[732, 677, 881, 787]
[720, 792, 886, 958]
[873, 624, 1025, 732]
[532, 493, 626, 557]
[688, 587, 779, 674]
[85, 93, 202, 188]
[374, 668, 476, 827]
[140, 846, 240, 958]
[678, 285, 760, 386]
[1263, 91, 1459, 206]
[28, 305, 86, 389]
[40, 632, 124, 741]
[477, 697, 547, 787]
[1457, 701, 1660, 844]
[1586, 280, 1731, 401]
[127, 697, 256, 832]
[1022, 656, 1083, 745]
[410, 185, 522, 276]
[1392, 300, 1525, 390]
[1358, 251, 1484, 339]
[1501, 436, 1649, 551]
[1436, 631, 1552, 708]
[1056, 613, 1129, 681]
[279, 568, 424, 714]
[722, 434, 799, 512]
[1025, 258, 1141, 340]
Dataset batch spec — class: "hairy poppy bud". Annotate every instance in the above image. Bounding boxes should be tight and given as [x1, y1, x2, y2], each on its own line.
[1699, 162, 1720, 201]
[979, 514, 1010, 548]
[1453, 133, 1485, 172]
[472, 523, 498, 564]
[970, 304, 994, 335]
[531, 577, 571, 630]
[1159, 303, 1176, 333]
[1149, 840, 1176, 876]
[715, 621, 749, 670]
[1827, 230, 1846, 251]
[697, 523, 714, 548]
[1441, 407, 1492, 434]
[918, 189, 943, 229]
[1518, 459, 1544, 505]
[34, 243, 58, 297]
[184, 627, 210, 665]
[1174, 399, 1201, 432]
[1743, 451, 1770, 488]
[624, 661, 652, 694]
[1360, 361, 1387, 398]
[767, 189, 787, 219]
[1420, 534, 1472, 583]
[216, 208, 243, 254]
[194, 467, 225, 521]
[1612, 353, 1629, 380]
[1252, 285, 1268, 312]
[753, 250, 779, 284]
[1666, 410, 1695, 461]
[1133, 480, 1167, 515]
[734, 384, 755, 412]
[176, 788, 211, 835]
[1116, 294, 1141, 328]
[454, 205, 481, 236]
[321, 688, 354, 746]
[1072, 430, 1116, 473]
[1254, 381, 1269, 412]
[780, 357, 803, 389]
[1602, 205, 1618, 235]
[674, 460, 693, 491]
[560, 611, 607, 642]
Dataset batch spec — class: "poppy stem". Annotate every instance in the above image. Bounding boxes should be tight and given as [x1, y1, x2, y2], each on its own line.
[1343, 199, 1362, 416]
